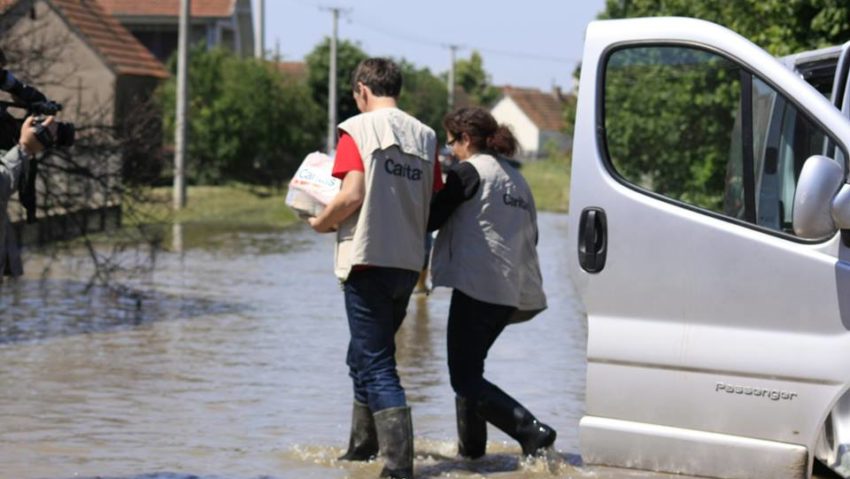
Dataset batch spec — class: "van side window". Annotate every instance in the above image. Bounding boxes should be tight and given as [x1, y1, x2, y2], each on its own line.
[604, 45, 843, 237]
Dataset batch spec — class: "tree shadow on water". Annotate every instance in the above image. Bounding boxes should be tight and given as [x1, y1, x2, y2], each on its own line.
[0, 278, 246, 345]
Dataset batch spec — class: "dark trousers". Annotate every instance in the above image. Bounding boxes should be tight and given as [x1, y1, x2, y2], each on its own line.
[344, 267, 419, 412]
[447, 289, 516, 401]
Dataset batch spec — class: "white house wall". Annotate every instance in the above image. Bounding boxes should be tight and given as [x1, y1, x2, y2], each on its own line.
[490, 96, 540, 159]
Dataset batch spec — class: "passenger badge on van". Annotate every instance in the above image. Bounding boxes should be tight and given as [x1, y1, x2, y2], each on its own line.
[715, 382, 798, 401]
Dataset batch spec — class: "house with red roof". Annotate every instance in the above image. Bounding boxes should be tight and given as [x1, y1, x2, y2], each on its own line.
[0, 0, 167, 131]
[98, 0, 255, 63]
[490, 86, 572, 160]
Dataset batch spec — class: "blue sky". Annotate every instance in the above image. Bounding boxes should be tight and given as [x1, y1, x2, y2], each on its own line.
[259, 0, 607, 92]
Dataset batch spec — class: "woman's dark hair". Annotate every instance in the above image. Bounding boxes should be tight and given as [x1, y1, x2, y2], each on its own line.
[443, 107, 518, 157]
[351, 58, 402, 98]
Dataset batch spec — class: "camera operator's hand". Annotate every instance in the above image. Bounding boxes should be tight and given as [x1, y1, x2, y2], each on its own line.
[19, 115, 56, 155]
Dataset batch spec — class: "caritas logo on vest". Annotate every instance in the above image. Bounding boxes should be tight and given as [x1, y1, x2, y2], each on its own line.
[384, 158, 423, 180]
[503, 193, 531, 211]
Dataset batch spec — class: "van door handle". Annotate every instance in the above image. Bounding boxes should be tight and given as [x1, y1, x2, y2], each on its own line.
[578, 207, 607, 273]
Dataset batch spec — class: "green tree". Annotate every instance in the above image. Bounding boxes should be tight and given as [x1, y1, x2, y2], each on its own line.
[397, 60, 449, 143]
[455, 51, 500, 107]
[600, 0, 850, 56]
[561, 93, 577, 139]
[305, 38, 369, 125]
[159, 47, 324, 185]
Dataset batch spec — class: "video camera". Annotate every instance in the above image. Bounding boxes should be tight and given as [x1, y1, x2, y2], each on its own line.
[0, 68, 75, 150]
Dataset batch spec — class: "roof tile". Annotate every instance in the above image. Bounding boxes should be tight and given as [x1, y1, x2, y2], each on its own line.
[501, 86, 567, 132]
[97, 0, 236, 18]
[57, 0, 168, 78]
[1, 0, 168, 79]
[274, 61, 307, 82]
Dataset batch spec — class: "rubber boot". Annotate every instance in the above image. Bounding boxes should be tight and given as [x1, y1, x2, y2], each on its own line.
[477, 384, 556, 456]
[339, 400, 379, 461]
[456, 396, 486, 459]
[374, 406, 414, 479]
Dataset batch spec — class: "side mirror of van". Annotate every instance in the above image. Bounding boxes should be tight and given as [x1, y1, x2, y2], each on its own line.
[832, 183, 850, 244]
[793, 155, 844, 239]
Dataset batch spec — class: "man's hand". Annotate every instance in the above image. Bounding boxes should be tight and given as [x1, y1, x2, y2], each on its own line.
[19, 115, 57, 155]
[307, 170, 365, 234]
[308, 216, 337, 233]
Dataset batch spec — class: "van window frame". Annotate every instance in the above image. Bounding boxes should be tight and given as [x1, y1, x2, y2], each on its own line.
[596, 40, 848, 244]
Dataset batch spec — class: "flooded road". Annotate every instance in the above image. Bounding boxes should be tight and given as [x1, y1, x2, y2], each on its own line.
[0, 213, 796, 479]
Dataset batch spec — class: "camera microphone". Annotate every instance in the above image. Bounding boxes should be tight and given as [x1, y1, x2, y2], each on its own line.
[0, 69, 17, 91]
[0, 69, 47, 105]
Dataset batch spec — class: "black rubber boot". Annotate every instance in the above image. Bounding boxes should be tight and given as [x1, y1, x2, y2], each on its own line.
[374, 406, 414, 479]
[477, 384, 556, 457]
[456, 396, 486, 459]
[338, 400, 378, 461]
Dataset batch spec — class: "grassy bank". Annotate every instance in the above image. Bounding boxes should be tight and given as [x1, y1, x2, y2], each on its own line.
[523, 154, 571, 213]
[131, 184, 299, 229]
[125, 159, 570, 232]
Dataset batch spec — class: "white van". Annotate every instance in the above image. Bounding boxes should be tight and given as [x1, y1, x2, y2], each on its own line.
[567, 17, 850, 479]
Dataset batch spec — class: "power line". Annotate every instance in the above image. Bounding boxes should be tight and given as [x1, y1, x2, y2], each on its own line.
[285, 0, 323, 10]
[475, 47, 577, 64]
[351, 15, 577, 65]
[280, 1, 580, 66]
[353, 17, 445, 49]
[318, 3, 353, 18]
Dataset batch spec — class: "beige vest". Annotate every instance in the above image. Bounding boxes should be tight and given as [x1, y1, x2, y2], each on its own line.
[335, 108, 437, 281]
[431, 154, 546, 316]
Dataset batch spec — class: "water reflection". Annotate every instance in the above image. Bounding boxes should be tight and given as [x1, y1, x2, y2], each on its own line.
[396, 294, 442, 405]
[161, 222, 312, 255]
[0, 278, 244, 344]
[172, 222, 183, 253]
[0, 214, 600, 479]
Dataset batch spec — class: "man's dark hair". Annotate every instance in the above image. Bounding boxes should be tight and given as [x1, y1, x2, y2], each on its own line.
[351, 58, 402, 98]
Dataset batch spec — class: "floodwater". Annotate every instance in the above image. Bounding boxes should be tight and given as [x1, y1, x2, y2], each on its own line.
[0, 213, 749, 479]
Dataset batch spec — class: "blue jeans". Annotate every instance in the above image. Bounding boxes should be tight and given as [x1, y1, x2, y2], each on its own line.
[344, 267, 419, 412]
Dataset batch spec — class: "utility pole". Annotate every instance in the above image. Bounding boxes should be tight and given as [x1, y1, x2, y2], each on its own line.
[321, 6, 350, 153]
[447, 44, 459, 109]
[255, 0, 265, 60]
[174, 0, 190, 210]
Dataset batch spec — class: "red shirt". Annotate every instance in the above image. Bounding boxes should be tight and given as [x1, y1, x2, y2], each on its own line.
[333, 132, 444, 191]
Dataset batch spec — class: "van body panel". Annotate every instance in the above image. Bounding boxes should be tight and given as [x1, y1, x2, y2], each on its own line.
[581, 416, 809, 479]
[568, 17, 850, 479]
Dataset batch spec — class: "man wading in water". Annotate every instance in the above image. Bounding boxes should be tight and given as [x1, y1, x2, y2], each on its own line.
[308, 57, 442, 479]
